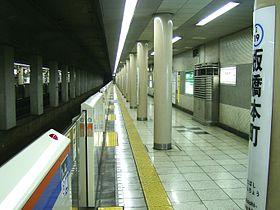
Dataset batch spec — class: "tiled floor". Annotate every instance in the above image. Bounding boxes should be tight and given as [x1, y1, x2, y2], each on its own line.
[117, 87, 248, 210]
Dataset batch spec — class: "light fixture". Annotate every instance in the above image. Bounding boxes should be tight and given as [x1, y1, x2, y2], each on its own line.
[172, 36, 182, 43]
[14, 62, 30, 67]
[150, 52, 155, 56]
[196, 2, 239, 26]
[113, 0, 138, 74]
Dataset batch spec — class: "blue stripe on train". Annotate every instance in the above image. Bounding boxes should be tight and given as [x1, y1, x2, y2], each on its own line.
[32, 153, 71, 210]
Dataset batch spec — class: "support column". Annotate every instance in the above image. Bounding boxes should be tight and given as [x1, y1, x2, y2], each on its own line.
[117, 73, 120, 89]
[30, 55, 43, 115]
[89, 72, 92, 90]
[137, 41, 149, 121]
[83, 71, 86, 93]
[18, 68, 24, 85]
[80, 70, 84, 94]
[81, 70, 85, 94]
[126, 59, 131, 102]
[0, 46, 16, 129]
[85, 71, 88, 92]
[246, 1, 280, 210]
[75, 69, 81, 96]
[49, 61, 59, 107]
[70, 65, 76, 99]
[130, 53, 137, 109]
[88, 72, 92, 91]
[153, 13, 173, 150]
[124, 64, 127, 98]
[61, 64, 69, 103]
[122, 66, 125, 96]
[120, 68, 124, 94]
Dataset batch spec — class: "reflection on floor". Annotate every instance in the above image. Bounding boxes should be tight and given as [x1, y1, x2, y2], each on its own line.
[114, 91, 148, 210]
[117, 87, 248, 210]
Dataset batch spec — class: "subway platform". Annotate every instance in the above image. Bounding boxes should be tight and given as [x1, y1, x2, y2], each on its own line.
[108, 85, 248, 210]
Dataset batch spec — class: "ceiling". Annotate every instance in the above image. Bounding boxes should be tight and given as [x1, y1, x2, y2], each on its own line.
[100, 0, 254, 72]
[0, 0, 112, 80]
[0, 0, 254, 78]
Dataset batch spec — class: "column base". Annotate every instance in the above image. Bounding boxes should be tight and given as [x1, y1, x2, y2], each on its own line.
[130, 106, 137, 109]
[153, 143, 172, 150]
[137, 117, 147, 121]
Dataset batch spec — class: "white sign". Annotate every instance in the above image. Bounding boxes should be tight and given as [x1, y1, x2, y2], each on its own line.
[246, 6, 275, 210]
[220, 66, 236, 85]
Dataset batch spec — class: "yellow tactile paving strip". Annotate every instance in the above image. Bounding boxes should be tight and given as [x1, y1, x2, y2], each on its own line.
[116, 89, 173, 210]
[105, 132, 118, 146]
[108, 114, 116, 121]
[98, 207, 123, 210]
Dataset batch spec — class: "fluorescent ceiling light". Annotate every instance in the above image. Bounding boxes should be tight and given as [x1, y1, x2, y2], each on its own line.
[14, 62, 30, 67]
[113, 0, 138, 74]
[196, 2, 239, 26]
[172, 36, 182, 43]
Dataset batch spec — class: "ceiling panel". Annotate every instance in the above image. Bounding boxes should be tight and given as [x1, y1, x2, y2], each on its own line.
[101, 0, 254, 72]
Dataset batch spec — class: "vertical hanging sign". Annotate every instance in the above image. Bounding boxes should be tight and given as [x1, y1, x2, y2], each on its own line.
[246, 5, 275, 210]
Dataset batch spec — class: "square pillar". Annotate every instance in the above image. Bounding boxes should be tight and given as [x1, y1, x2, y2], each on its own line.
[70, 65, 76, 99]
[61, 64, 69, 103]
[49, 61, 59, 107]
[30, 55, 43, 115]
[0, 46, 16, 130]
[76, 69, 81, 96]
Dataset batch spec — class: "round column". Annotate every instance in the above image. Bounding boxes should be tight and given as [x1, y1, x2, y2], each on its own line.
[121, 67, 124, 95]
[137, 41, 149, 121]
[153, 13, 173, 150]
[124, 64, 127, 98]
[126, 59, 131, 102]
[130, 53, 137, 109]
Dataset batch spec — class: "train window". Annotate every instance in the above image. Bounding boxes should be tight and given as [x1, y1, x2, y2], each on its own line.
[220, 66, 236, 85]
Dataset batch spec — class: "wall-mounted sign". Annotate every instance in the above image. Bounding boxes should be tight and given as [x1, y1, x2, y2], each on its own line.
[185, 71, 194, 95]
[220, 66, 236, 85]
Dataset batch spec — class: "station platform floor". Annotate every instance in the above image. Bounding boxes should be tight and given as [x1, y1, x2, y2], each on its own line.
[111, 86, 248, 210]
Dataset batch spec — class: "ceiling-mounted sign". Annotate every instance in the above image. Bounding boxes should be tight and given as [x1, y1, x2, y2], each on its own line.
[246, 5, 275, 210]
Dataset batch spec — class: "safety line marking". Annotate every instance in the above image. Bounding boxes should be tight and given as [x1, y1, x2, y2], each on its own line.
[98, 207, 123, 210]
[105, 132, 118, 146]
[116, 89, 173, 210]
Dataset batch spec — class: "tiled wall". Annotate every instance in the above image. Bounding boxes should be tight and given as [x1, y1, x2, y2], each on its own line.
[219, 103, 250, 135]
[171, 27, 252, 136]
[179, 94, 193, 112]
